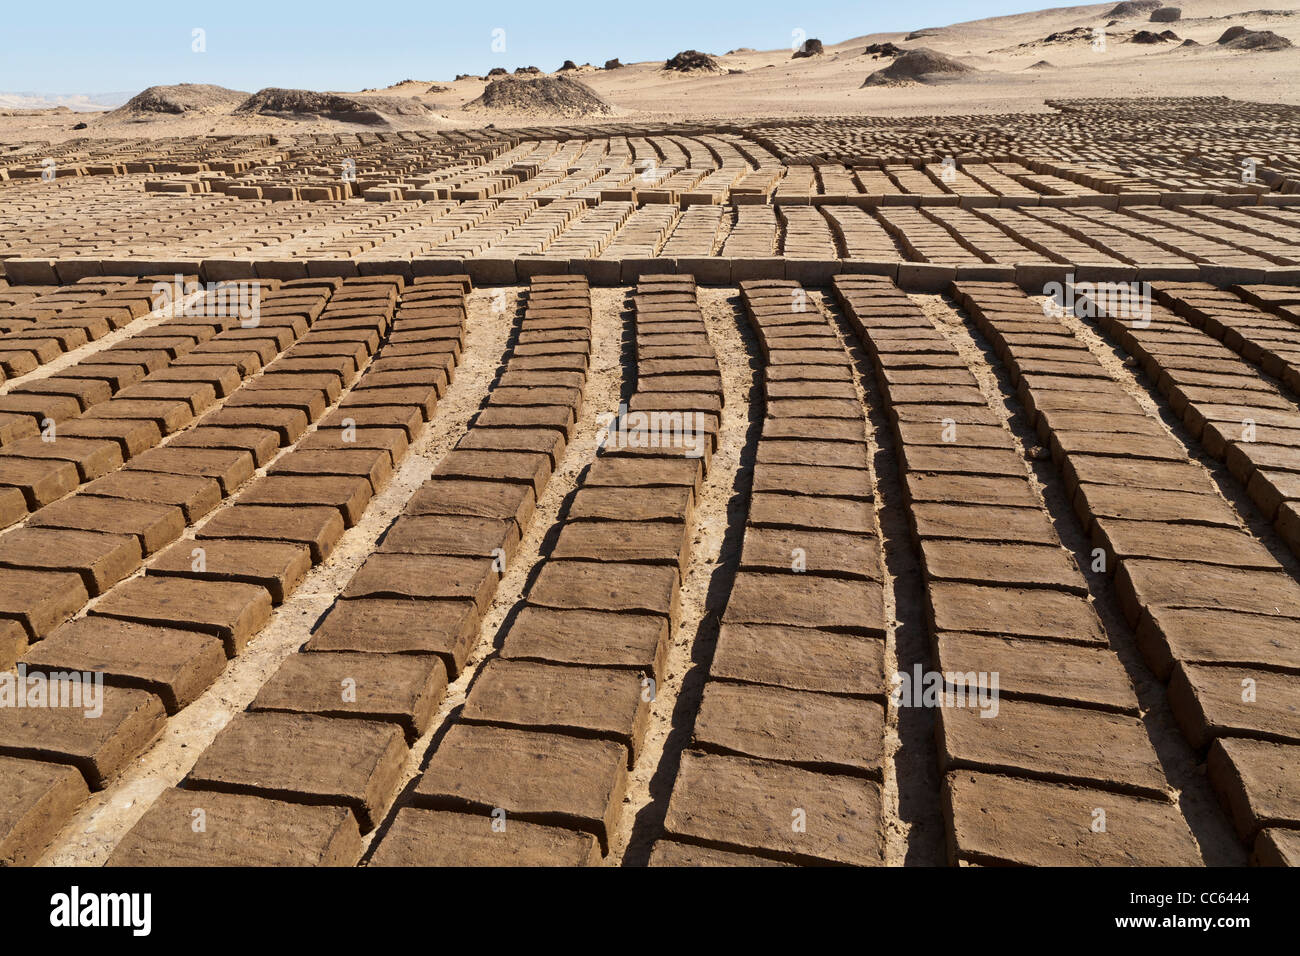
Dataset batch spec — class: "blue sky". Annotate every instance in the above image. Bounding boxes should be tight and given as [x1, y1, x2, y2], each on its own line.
[1, 0, 1054, 94]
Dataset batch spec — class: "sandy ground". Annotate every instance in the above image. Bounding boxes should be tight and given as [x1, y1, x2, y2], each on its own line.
[4, 0, 1298, 146]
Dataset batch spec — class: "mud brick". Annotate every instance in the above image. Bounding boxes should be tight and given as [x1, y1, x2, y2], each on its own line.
[0, 528, 140, 595]
[457, 427, 566, 467]
[939, 697, 1168, 797]
[570, 486, 691, 527]
[431, 450, 553, 499]
[268, 449, 392, 494]
[0, 392, 80, 423]
[663, 750, 883, 865]
[372, 806, 598, 866]
[197, 503, 345, 562]
[339, 385, 439, 421]
[715, 623, 885, 697]
[0, 456, 80, 509]
[0, 484, 23, 528]
[0, 685, 165, 790]
[943, 770, 1200, 866]
[552, 520, 689, 571]
[381, 514, 519, 561]
[201, 406, 308, 444]
[723, 571, 883, 635]
[475, 404, 576, 437]
[1208, 737, 1300, 839]
[114, 382, 215, 416]
[910, 503, 1057, 544]
[307, 598, 479, 674]
[187, 712, 405, 832]
[1073, 484, 1239, 532]
[529, 560, 679, 623]
[761, 417, 863, 443]
[1169, 662, 1300, 750]
[1092, 518, 1274, 570]
[58, 365, 145, 391]
[344, 554, 496, 613]
[83, 471, 220, 524]
[500, 606, 669, 678]
[168, 426, 280, 467]
[1115, 560, 1300, 626]
[920, 540, 1086, 592]
[91, 576, 271, 655]
[464, 659, 648, 763]
[126, 446, 254, 494]
[84, 398, 193, 433]
[905, 472, 1039, 509]
[251, 651, 446, 743]
[243, 471, 373, 523]
[892, 402, 1000, 426]
[250, 372, 342, 403]
[406, 478, 536, 534]
[1138, 606, 1300, 680]
[28, 496, 183, 556]
[295, 426, 409, 466]
[740, 527, 879, 580]
[649, 840, 791, 867]
[24, 617, 225, 713]
[14, 376, 112, 410]
[901, 444, 1028, 479]
[0, 568, 88, 638]
[225, 387, 326, 420]
[150, 538, 310, 605]
[147, 364, 243, 397]
[748, 492, 875, 535]
[755, 440, 865, 472]
[0, 756, 89, 866]
[749, 463, 872, 501]
[928, 581, 1107, 644]
[5, 437, 123, 486]
[1253, 828, 1300, 867]
[585, 455, 702, 498]
[413, 723, 628, 852]
[695, 681, 884, 777]
[107, 788, 362, 867]
[937, 631, 1136, 713]
[0, 413, 39, 445]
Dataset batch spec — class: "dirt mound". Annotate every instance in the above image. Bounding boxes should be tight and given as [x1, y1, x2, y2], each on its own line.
[514, 66, 542, 75]
[604, 58, 624, 69]
[792, 38, 824, 58]
[1219, 27, 1293, 49]
[862, 48, 975, 86]
[1027, 59, 1055, 69]
[468, 74, 613, 117]
[235, 88, 425, 124]
[1106, 0, 1163, 17]
[1132, 29, 1172, 42]
[111, 83, 247, 116]
[664, 50, 723, 72]
[558, 60, 579, 71]
[426, 84, 451, 93]
[863, 42, 904, 58]
[487, 67, 508, 77]
[1150, 6, 1181, 21]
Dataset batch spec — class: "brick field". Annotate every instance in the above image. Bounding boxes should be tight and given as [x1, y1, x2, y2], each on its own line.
[0, 97, 1298, 868]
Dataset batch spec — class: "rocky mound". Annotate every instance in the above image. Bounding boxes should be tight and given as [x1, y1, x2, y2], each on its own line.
[863, 42, 904, 58]
[111, 83, 247, 116]
[1027, 59, 1055, 69]
[862, 48, 975, 86]
[514, 66, 542, 75]
[664, 50, 723, 72]
[792, 38, 824, 58]
[235, 88, 426, 124]
[604, 58, 624, 69]
[1106, 0, 1163, 17]
[1219, 26, 1293, 49]
[558, 60, 579, 71]
[1132, 29, 1172, 42]
[1150, 6, 1181, 21]
[468, 74, 613, 117]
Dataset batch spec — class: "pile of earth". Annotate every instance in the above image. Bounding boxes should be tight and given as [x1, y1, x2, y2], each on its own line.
[1218, 26, 1293, 49]
[110, 83, 247, 116]
[234, 88, 427, 124]
[863, 42, 904, 58]
[1106, 0, 1163, 16]
[664, 50, 723, 72]
[792, 38, 824, 58]
[862, 48, 975, 86]
[468, 74, 614, 117]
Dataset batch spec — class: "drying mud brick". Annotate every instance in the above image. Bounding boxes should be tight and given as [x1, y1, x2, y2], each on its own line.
[370, 807, 599, 867]
[0, 756, 90, 866]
